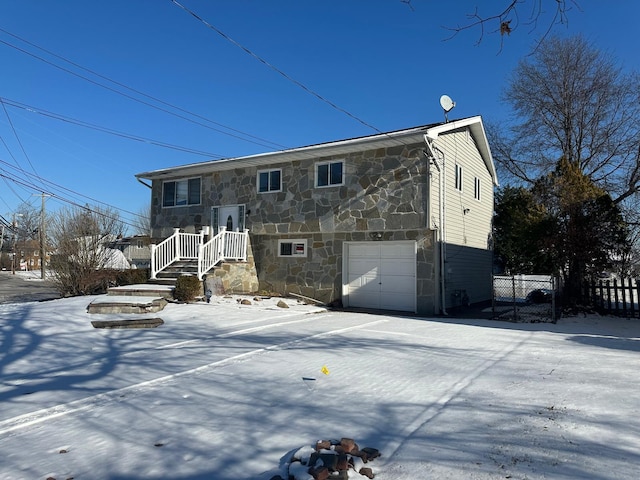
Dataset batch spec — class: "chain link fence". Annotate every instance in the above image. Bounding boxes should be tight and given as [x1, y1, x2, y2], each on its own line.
[493, 275, 561, 323]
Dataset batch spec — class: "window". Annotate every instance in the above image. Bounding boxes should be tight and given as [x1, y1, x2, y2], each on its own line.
[316, 160, 344, 187]
[257, 169, 282, 193]
[162, 178, 201, 207]
[278, 239, 307, 257]
[474, 177, 481, 201]
[454, 164, 463, 192]
[135, 240, 144, 249]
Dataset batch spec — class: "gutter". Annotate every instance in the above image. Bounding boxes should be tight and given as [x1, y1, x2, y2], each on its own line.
[424, 133, 448, 315]
[137, 178, 152, 189]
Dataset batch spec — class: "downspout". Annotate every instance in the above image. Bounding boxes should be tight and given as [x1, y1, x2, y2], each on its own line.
[424, 135, 448, 315]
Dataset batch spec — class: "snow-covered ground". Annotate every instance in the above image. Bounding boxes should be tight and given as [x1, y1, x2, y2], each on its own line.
[1, 292, 639, 480]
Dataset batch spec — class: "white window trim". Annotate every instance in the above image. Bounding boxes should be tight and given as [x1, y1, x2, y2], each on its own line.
[257, 168, 283, 193]
[315, 160, 345, 188]
[278, 239, 308, 257]
[454, 164, 463, 192]
[162, 177, 202, 208]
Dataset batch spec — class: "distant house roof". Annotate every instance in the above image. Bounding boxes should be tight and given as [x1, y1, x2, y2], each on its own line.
[136, 115, 497, 186]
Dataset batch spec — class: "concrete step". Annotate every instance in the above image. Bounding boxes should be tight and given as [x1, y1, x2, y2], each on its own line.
[107, 283, 174, 298]
[91, 318, 164, 329]
[87, 295, 168, 314]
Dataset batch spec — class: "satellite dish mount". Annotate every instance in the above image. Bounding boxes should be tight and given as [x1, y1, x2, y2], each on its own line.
[439, 95, 455, 123]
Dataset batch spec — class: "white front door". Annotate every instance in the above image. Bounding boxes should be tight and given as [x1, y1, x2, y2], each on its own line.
[212, 205, 245, 233]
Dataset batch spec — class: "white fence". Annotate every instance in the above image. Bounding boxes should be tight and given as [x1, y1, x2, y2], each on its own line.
[151, 228, 248, 280]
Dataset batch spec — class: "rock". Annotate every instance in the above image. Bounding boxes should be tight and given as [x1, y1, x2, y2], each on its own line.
[336, 438, 357, 454]
[359, 467, 375, 478]
[309, 465, 329, 480]
[315, 439, 332, 451]
[277, 299, 289, 308]
[240, 299, 252, 305]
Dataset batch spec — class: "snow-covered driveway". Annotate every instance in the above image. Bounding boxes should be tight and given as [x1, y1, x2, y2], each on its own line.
[1, 295, 638, 479]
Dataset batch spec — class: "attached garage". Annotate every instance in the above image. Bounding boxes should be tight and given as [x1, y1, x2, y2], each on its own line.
[343, 241, 417, 313]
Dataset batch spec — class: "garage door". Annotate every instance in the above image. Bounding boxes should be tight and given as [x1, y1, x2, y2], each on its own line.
[344, 241, 416, 312]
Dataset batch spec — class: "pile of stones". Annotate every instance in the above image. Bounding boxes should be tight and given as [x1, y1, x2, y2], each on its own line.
[272, 437, 381, 480]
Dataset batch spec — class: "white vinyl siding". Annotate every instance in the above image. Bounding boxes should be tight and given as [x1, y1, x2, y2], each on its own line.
[428, 128, 494, 251]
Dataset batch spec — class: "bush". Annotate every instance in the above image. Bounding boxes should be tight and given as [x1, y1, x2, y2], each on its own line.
[115, 268, 149, 286]
[174, 275, 202, 302]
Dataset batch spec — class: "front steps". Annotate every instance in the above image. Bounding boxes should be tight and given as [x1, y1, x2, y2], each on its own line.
[87, 283, 174, 314]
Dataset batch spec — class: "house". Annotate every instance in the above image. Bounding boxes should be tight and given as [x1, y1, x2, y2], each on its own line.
[110, 235, 152, 269]
[135, 115, 498, 315]
[12, 239, 49, 272]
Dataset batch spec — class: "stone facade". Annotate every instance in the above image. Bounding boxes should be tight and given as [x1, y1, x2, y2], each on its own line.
[141, 116, 497, 316]
[149, 141, 437, 313]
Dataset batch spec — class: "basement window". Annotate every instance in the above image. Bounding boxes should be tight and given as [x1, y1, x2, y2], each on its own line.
[278, 239, 307, 257]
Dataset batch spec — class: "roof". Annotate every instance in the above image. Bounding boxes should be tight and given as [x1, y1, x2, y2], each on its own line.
[136, 115, 497, 185]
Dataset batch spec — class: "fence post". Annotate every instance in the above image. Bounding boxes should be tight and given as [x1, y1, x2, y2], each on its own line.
[150, 243, 157, 279]
[512, 276, 517, 322]
[630, 278, 636, 318]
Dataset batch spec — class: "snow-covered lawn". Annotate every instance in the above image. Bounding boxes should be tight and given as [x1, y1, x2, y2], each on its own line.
[1, 294, 639, 479]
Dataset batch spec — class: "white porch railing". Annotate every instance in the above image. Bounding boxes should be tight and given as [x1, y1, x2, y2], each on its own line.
[150, 227, 249, 280]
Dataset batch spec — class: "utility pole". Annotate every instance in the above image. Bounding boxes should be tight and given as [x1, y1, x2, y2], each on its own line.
[34, 193, 50, 279]
[11, 212, 23, 275]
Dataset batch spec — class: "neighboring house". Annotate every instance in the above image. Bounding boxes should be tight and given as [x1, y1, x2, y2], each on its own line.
[14, 239, 49, 271]
[110, 235, 152, 269]
[136, 115, 498, 315]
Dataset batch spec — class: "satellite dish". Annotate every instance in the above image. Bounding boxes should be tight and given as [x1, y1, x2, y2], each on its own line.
[439, 95, 455, 122]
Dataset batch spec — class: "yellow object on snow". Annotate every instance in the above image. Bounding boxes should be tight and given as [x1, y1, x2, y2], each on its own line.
[321, 365, 330, 375]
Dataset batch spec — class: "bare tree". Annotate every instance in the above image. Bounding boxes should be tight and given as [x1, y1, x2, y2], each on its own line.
[441, 0, 581, 51]
[49, 204, 126, 296]
[13, 202, 42, 241]
[133, 202, 151, 236]
[491, 35, 640, 205]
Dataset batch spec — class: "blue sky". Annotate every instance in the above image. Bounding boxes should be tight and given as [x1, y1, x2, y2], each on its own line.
[0, 0, 638, 231]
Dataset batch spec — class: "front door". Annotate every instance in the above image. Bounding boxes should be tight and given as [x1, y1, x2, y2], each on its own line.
[212, 205, 245, 234]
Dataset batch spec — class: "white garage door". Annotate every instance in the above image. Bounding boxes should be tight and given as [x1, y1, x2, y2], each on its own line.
[345, 241, 416, 312]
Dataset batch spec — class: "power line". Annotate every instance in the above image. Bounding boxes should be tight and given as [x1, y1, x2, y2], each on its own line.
[0, 99, 44, 183]
[0, 29, 288, 151]
[0, 96, 226, 158]
[170, 0, 386, 136]
[0, 158, 145, 229]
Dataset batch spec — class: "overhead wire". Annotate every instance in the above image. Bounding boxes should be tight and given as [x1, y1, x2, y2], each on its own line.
[0, 32, 288, 151]
[0, 96, 226, 158]
[170, 0, 387, 137]
[0, 158, 146, 229]
[0, 8, 428, 225]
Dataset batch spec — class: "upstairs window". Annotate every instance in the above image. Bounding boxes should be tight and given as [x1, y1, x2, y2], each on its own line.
[316, 160, 344, 187]
[257, 169, 282, 193]
[163, 178, 201, 207]
[474, 177, 481, 201]
[454, 164, 463, 192]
